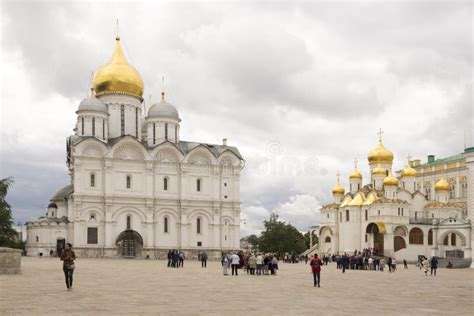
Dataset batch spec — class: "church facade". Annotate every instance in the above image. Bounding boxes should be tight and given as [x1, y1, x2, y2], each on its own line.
[315, 132, 474, 264]
[26, 34, 244, 258]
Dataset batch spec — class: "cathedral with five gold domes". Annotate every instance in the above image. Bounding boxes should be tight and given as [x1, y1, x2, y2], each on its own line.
[26, 34, 244, 258]
[315, 131, 474, 265]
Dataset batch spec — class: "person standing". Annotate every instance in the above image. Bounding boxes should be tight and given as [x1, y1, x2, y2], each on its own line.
[391, 257, 397, 272]
[248, 253, 257, 275]
[379, 258, 385, 272]
[387, 257, 392, 272]
[271, 255, 279, 275]
[422, 257, 430, 276]
[167, 250, 172, 267]
[231, 252, 240, 276]
[179, 251, 185, 267]
[341, 253, 348, 273]
[201, 251, 208, 268]
[60, 243, 76, 290]
[403, 259, 408, 269]
[221, 253, 229, 275]
[309, 254, 323, 287]
[430, 256, 438, 276]
[256, 253, 263, 275]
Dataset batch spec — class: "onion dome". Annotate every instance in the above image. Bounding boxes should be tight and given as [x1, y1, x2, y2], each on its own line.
[332, 184, 345, 195]
[148, 92, 180, 121]
[383, 174, 399, 186]
[372, 166, 386, 176]
[368, 142, 394, 164]
[435, 178, 450, 191]
[401, 166, 417, 177]
[77, 95, 107, 113]
[349, 170, 362, 180]
[92, 35, 144, 99]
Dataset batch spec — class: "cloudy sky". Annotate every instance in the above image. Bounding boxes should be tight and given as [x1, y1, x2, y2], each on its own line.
[1, 0, 472, 236]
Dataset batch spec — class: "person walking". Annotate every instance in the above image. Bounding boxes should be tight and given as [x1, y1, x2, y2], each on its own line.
[387, 257, 392, 272]
[341, 253, 348, 273]
[403, 259, 408, 269]
[179, 251, 185, 267]
[221, 253, 229, 275]
[309, 254, 323, 287]
[231, 252, 240, 276]
[422, 257, 430, 276]
[430, 256, 438, 276]
[60, 243, 76, 290]
[201, 251, 208, 268]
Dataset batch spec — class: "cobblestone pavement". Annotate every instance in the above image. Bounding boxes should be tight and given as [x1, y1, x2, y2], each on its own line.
[1, 257, 473, 315]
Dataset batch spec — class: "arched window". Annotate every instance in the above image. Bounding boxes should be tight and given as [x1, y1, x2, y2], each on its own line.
[451, 233, 456, 246]
[36, 236, 39, 242]
[197, 217, 201, 234]
[165, 123, 168, 140]
[174, 125, 177, 141]
[346, 209, 349, 222]
[153, 123, 156, 144]
[126, 175, 131, 189]
[394, 236, 406, 252]
[325, 236, 331, 243]
[92, 117, 96, 136]
[339, 212, 342, 222]
[163, 177, 168, 191]
[378, 209, 380, 216]
[126, 215, 131, 230]
[135, 107, 139, 137]
[197, 179, 201, 192]
[90, 173, 95, 187]
[164, 217, 169, 233]
[102, 119, 105, 139]
[443, 235, 448, 245]
[428, 229, 433, 245]
[81, 117, 84, 135]
[365, 209, 368, 221]
[415, 211, 417, 220]
[409, 228, 423, 245]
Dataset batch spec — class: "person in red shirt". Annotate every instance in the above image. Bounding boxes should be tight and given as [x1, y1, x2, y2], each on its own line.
[309, 253, 323, 287]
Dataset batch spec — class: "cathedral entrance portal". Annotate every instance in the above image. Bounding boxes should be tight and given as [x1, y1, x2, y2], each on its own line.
[116, 230, 143, 258]
[366, 223, 385, 256]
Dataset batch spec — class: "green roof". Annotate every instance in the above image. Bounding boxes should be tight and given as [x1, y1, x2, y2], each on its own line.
[416, 153, 464, 168]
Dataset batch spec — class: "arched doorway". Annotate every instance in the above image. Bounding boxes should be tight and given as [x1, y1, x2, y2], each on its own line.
[116, 230, 143, 258]
[366, 223, 385, 255]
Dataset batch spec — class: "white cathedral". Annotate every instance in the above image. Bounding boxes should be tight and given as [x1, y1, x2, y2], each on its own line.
[26, 34, 244, 258]
[315, 132, 474, 265]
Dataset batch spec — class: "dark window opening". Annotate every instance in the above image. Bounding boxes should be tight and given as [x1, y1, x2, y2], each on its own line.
[87, 227, 98, 244]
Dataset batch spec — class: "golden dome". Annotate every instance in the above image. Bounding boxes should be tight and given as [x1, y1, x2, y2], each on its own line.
[401, 166, 417, 177]
[372, 166, 386, 176]
[332, 184, 345, 195]
[349, 170, 362, 180]
[368, 142, 394, 164]
[435, 178, 450, 191]
[92, 36, 144, 99]
[383, 174, 399, 186]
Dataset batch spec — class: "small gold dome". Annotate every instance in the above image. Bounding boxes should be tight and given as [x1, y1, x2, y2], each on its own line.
[435, 178, 450, 191]
[383, 174, 399, 186]
[372, 166, 386, 176]
[368, 142, 394, 164]
[92, 36, 144, 99]
[349, 170, 362, 180]
[332, 185, 345, 195]
[401, 166, 417, 177]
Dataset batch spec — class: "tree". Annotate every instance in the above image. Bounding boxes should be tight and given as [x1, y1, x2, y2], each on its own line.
[257, 213, 307, 255]
[246, 234, 260, 250]
[0, 177, 18, 247]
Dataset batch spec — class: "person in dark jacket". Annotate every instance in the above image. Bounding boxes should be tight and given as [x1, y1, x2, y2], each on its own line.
[201, 251, 208, 268]
[60, 243, 76, 290]
[430, 256, 438, 276]
[167, 250, 172, 267]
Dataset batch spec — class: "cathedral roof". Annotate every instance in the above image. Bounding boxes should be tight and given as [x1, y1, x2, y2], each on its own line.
[77, 96, 107, 113]
[148, 93, 180, 121]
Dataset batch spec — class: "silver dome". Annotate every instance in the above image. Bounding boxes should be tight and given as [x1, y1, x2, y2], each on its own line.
[77, 96, 107, 113]
[148, 101, 180, 120]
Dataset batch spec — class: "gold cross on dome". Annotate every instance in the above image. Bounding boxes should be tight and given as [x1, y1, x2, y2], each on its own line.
[115, 19, 120, 40]
[336, 171, 341, 184]
[354, 158, 358, 171]
[407, 153, 412, 162]
[377, 128, 384, 142]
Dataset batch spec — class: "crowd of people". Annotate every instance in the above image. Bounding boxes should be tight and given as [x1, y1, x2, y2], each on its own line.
[167, 250, 186, 268]
[221, 252, 280, 276]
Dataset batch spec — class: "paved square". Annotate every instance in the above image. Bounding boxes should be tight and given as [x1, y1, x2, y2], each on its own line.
[1, 257, 473, 315]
